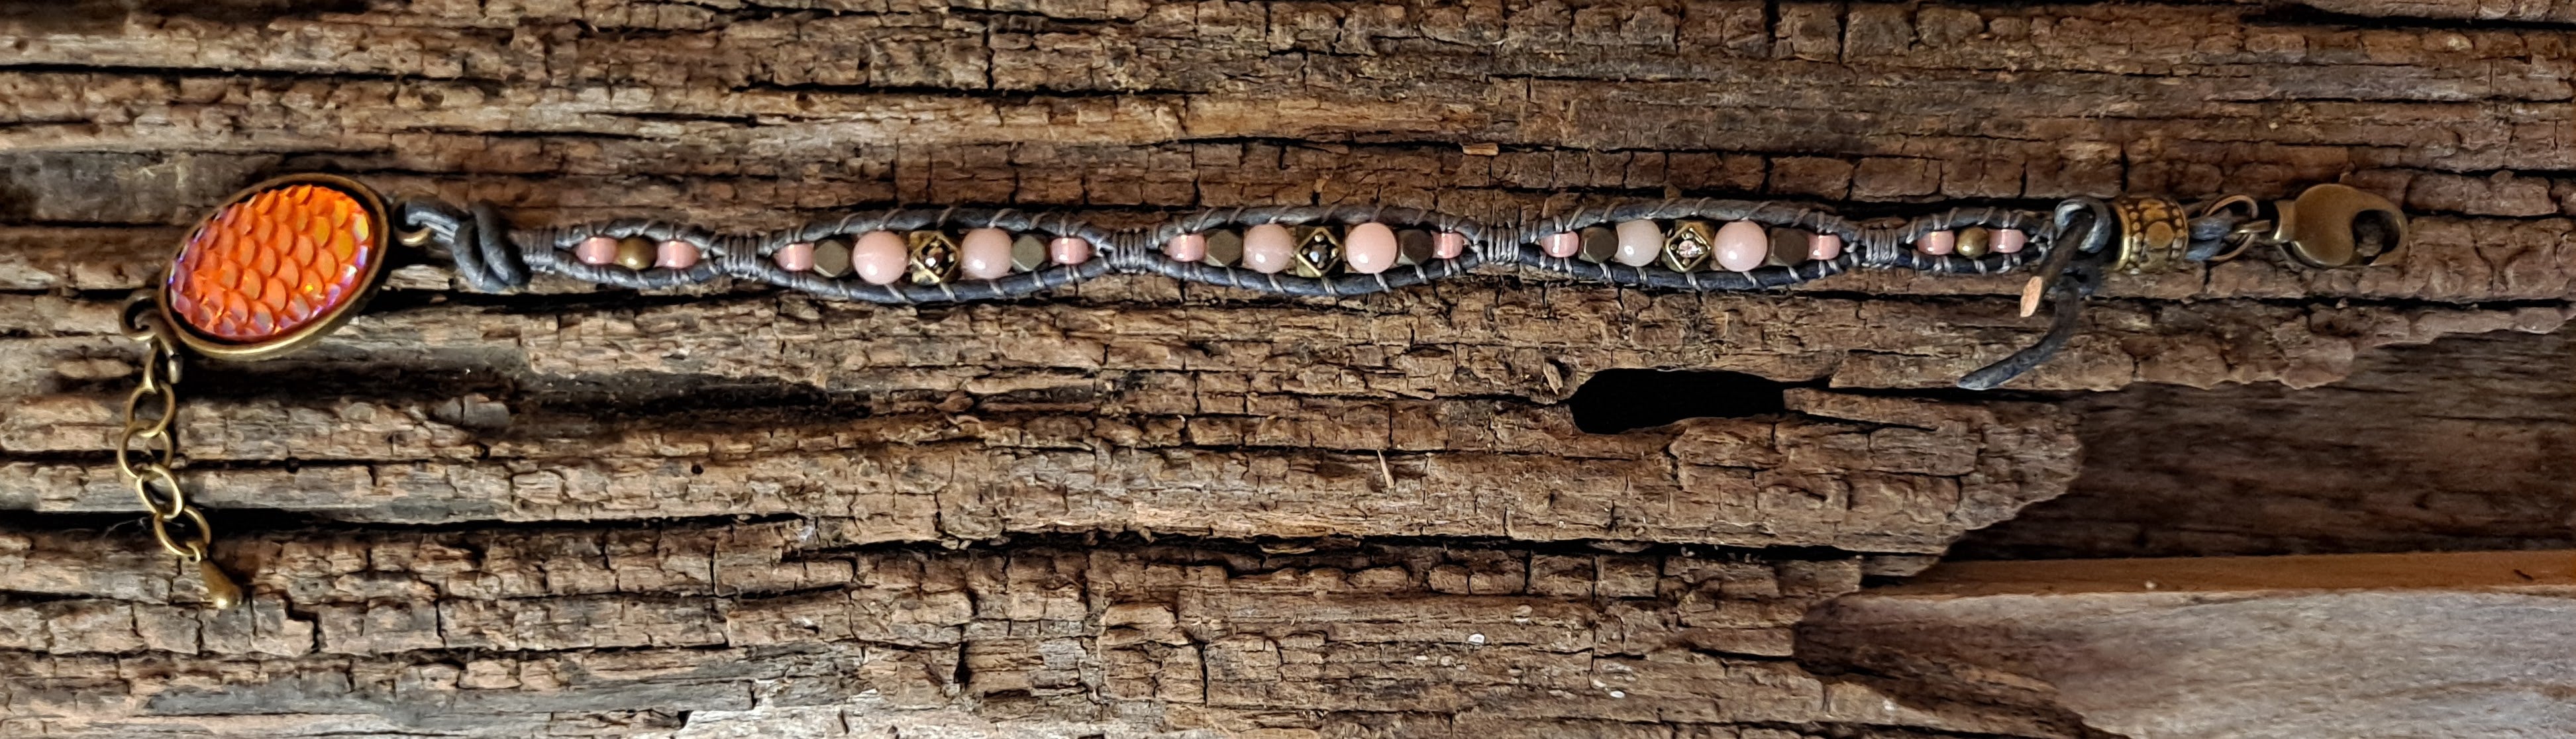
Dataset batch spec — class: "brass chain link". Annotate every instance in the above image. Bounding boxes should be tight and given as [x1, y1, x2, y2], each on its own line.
[116, 291, 240, 608]
[2192, 195, 2276, 264]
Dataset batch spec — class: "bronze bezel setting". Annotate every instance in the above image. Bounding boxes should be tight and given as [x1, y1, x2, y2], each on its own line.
[155, 173, 394, 362]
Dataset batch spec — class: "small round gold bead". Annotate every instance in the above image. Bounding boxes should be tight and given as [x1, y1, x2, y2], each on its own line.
[613, 237, 656, 270]
[1955, 227, 1992, 259]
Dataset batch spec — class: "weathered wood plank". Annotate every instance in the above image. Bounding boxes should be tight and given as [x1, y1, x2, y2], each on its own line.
[1960, 325, 2575, 559]
[3, 1, 2569, 736]
[0, 389, 2079, 553]
[1801, 550, 2576, 739]
[0, 524, 2065, 739]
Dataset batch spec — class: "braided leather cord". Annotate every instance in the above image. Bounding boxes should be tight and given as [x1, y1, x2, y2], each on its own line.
[391, 195, 2253, 389]
[396, 199, 2079, 299]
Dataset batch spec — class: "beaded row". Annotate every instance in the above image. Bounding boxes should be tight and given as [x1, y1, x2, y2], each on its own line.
[541, 217, 2039, 291]
[1527, 220, 2026, 271]
[399, 198, 2134, 387]
[1160, 224, 1468, 276]
[408, 200, 2063, 304]
[572, 228, 1100, 286]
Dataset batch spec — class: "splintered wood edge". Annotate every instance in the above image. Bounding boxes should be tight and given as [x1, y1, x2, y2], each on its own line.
[1869, 550, 2576, 597]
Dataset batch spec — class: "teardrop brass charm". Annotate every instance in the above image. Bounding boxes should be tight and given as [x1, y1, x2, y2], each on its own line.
[200, 559, 243, 610]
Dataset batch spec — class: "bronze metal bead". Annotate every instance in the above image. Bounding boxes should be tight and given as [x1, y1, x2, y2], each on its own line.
[1011, 233, 1049, 271]
[1205, 229, 1243, 267]
[1955, 227, 1992, 259]
[2112, 197, 2190, 273]
[1767, 228, 1812, 267]
[1396, 228, 1434, 266]
[1578, 226, 1617, 263]
[613, 236, 656, 271]
[909, 232, 961, 284]
[1292, 226, 1342, 278]
[811, 237, 854, 277]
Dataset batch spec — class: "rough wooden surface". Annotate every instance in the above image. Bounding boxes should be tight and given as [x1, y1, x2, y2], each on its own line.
[3, 0, 2573, 737]
[1800, 551, 2576, 739]
[1958, 324, 2576, 560]
[0, 387, 2083, 553]
[6, 524, 2071, 739]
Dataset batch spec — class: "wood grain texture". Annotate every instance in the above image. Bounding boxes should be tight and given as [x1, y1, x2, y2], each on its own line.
[1958, 324, 2576, 559]
[2, 524, 2075, 739]
[0, 388, 2083, 552]
[1800, 551, 2576, 739]
[2, 0, 2571, 736]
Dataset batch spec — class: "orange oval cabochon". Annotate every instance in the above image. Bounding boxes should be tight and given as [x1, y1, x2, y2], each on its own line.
[166, 183, 378, 344]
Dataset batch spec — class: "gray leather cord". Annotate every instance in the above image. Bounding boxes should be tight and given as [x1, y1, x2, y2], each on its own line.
[392, 197, 2159, 389]
[395, 199, 2071, 300]
[1955, 198, 2119, 391]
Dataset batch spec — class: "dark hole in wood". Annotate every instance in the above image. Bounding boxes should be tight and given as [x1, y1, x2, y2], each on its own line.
[1569, 369, 1792, 434]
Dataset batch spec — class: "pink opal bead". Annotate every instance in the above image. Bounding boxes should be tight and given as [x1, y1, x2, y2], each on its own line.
[1612, 220, 1662, 267]
[654, 240, 699, 270]
[774, 242, 817, 272]
[1918, 230, 1957, 256]
[1541, 231, 1582, 258]
[1992, 228, 2028, 254]
[1165, 232, 1208, 262]
[574, 236, 619, 266]
[1242, 224, 1295, 273]
[1809, 233, 1843, 261]
[1434, 232, 1468, 260]
[1345, 222, 1399, 274]
[852, 230, 909, 285]
[1713, 221, 1768, 272]
[1050, 236, 1093, 266]
[960, 228, 1013, 279]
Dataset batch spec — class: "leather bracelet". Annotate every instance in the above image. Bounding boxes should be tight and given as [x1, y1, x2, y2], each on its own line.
[112, 173, 2409, 607]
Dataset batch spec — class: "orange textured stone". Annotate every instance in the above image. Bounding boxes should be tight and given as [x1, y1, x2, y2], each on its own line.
[166, 183, 377, 344]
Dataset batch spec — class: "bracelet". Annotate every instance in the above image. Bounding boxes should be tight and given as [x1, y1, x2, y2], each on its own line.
[113, 172, 2408, 608]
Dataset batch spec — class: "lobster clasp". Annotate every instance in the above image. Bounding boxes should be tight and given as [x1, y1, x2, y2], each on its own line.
[2271, 183, 2406, 268]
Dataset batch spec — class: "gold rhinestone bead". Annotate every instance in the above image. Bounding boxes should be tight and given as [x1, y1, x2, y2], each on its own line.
[1292, 226, 1342, 278]
[909, 231, 961, 285]
[1663, 220, 1714, 271]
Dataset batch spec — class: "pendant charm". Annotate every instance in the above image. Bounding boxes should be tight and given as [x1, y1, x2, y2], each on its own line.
[159, 173, 393, 361]
[199, 558, 243, 610]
